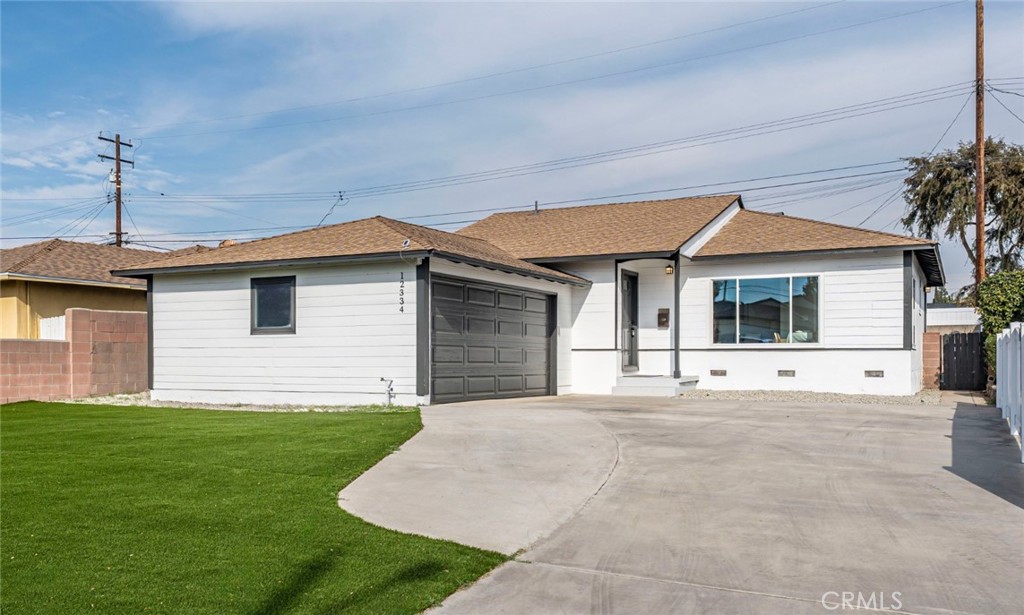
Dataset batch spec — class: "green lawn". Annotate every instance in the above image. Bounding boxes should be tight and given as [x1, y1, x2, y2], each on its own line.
[0, 402, 505, 614]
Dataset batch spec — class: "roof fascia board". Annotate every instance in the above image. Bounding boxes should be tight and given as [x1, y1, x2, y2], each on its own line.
[113, 250, 432, 278]
[690, 244, 931, 262]
[526, 250, 676, 264]
[678, 198, 742, 258]
[434, 252, 590, 287]
[0, 272, 144, 290]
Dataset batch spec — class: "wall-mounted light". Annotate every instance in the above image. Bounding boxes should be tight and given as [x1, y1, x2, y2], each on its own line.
[664, 265, 674, 275]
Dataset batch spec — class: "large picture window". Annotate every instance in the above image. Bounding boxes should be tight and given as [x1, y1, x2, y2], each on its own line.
[713, 276, 818, 344]
[251, 276, 296, 334]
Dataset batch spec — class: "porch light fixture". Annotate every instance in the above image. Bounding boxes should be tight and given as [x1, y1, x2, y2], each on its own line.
[664, 265, 674, 275]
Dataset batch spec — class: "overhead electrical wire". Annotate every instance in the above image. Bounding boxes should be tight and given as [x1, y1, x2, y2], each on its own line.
[138, 0, 964, 140]
[987, 87, 1024, 125]
[131, 1, 848, 134]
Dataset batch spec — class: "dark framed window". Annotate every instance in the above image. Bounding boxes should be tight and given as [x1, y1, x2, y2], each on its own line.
[712, 276, 819, 344]
[251, 276, 296, 334]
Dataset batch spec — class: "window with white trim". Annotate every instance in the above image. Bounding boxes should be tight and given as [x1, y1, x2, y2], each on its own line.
[712, 276, 819, 344]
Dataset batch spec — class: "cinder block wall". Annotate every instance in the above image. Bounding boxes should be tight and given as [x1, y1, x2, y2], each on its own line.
[0, 339, 70, 403]
[1, 309, 147, 404]
[67, 308, 148, 398]
[923, 332, 941, 389]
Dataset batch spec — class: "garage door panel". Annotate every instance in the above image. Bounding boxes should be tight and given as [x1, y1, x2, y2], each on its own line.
[497, 320, 521, 336]
[466, 287, 496, 306]
[466, 317, 495, 335]
[498, 375, 524, 393]
[466, 376, 497, 395]
[433, 281, 464, 302]
[431, 275, 552, 403]
[433, 345, 464, 363]
[524, 374, 548, 391]
[467, 346, 496, 364]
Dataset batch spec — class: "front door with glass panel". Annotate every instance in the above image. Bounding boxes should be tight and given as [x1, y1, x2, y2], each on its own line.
[621, 270, 639, 371]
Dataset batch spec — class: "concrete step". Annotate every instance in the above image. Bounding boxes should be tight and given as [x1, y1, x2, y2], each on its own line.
[611, 375, 699, 397]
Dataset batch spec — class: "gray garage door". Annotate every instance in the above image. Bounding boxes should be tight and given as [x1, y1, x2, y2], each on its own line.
[431, 275, 553, 403]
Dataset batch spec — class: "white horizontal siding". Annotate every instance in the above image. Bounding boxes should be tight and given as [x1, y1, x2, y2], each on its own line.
[678, 251, 906, 349]
[152, 261, 419, 406]
[683, 349, 916, 395]
[560, 260, 616, 351]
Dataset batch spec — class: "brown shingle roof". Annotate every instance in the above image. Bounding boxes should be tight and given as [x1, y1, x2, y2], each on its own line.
[115, 216, 585, 284]
[0, 240, 168, 288]
[457, 196, 739, 260]
[695, 210, 933, 258]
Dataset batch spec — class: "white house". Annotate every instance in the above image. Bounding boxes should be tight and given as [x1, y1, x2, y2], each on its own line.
[116, 195, 944, 406]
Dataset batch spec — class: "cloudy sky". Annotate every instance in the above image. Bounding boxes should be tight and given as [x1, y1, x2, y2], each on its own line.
[2, 1, 1022, 291]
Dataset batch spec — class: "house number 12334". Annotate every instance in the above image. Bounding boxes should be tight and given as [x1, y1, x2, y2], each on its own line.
[399, 272, 405, 312]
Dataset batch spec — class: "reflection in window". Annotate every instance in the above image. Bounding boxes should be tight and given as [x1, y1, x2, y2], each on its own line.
[791, 276, 819, 343]
[738, 277, 789, 343]
[712, 280, 737, 343]
[712, 276, 819, 344]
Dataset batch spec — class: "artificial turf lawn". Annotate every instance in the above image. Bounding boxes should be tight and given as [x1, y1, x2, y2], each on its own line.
[0, 402, 506, 614]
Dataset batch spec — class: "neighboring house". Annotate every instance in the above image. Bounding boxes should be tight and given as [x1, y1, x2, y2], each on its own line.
[925, 304, 982, 335]
[0, 240, 166, 339]
[116, 196, 944, 406]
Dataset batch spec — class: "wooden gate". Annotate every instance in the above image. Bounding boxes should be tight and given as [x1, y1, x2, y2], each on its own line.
[941, 332, 986, 391]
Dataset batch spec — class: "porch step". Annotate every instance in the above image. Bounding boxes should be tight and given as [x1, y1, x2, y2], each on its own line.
[611, 375, 699, 397]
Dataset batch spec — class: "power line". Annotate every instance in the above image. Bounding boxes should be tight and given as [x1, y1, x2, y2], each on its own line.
[0, 165, 917, 242]
[139, 1, 964, 140]
[130, 1, 848, 134]
[987, 87, 1024, 125]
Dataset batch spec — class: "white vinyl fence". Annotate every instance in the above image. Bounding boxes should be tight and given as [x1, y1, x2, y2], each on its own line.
[995, 322, 1023, 463]
[38, 315, 66, 340]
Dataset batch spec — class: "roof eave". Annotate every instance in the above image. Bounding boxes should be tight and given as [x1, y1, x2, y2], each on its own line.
[912, 244, 946, 287]
[0, 272, 145, 290]
[113, 250, 433, 277]
[434, 252, 589, 287]
[691, 244, 931, 261]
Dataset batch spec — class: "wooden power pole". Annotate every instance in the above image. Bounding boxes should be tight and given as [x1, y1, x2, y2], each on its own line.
[975, 0, 986, 286]
[98, 133, 134, 247]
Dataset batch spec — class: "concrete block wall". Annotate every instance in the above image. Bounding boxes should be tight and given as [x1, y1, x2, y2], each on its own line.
[0, 339, 70, 403]
[66, 308, 148, 398]
[923, 332, 941, 390]
[1, 308, 147, 404]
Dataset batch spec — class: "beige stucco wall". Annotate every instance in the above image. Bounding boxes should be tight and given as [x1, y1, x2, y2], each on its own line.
[0, 279, 146, 339]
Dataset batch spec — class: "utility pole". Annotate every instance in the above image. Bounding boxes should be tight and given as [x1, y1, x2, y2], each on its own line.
[98, 133, 134, 247]
[975, 0, 986, 286]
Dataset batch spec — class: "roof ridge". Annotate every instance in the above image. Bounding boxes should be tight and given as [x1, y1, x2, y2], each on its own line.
[5, 239, 62, 273]
[379, 217, 504, 249]
[477, 194, 739, 218]
[742, 210, 932, 245]
[373, 217, 448, 250]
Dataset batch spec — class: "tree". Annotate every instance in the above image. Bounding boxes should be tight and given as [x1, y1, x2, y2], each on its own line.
[977, 270, 1024, 374]
[901, 138, 1024, 287]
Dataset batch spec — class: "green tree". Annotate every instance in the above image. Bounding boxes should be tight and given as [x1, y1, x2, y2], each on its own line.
[901, 138, 1024, 287]
[976, 269, 1024, 374]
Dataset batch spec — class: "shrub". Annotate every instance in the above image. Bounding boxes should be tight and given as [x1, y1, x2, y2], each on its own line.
[976, 270, 1024, 375]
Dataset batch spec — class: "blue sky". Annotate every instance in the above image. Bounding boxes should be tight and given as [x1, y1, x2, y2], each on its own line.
[2, 1, 1023, 291]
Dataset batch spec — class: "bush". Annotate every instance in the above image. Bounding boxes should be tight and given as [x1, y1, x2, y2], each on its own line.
[977, 270, 1024, 374]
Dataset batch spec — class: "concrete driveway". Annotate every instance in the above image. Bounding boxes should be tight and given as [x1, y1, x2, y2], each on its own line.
[339, 394, 1024, 614]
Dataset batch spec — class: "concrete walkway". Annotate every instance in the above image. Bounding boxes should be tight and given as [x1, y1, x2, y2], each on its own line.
[341, 394, 1024, 614]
